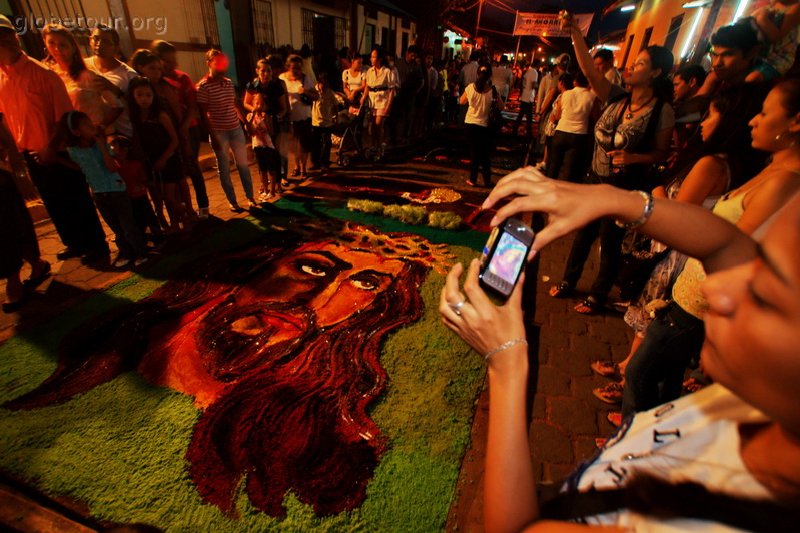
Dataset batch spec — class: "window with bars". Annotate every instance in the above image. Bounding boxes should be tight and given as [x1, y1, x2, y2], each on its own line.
[302, 9, 346, 51]
[22, 0, 91, 54]
[185, 0, 220, 46]
[334, 16, 346, 49]
[252, 0, 275, 49]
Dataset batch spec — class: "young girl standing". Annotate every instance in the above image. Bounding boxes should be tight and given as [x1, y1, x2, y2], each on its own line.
[128, 76, 191, 233]
[61, 111, 148, 268]
[247, 92, 281, 200]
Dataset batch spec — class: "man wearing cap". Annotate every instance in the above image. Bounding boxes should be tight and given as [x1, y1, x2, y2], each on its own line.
[0, 15, 108, 261]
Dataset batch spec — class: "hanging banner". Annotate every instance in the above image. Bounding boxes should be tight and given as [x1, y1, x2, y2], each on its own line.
[513, 12, 594, 37]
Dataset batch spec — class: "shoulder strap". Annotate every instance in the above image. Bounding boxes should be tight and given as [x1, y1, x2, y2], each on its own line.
[540, 481, 800, 532]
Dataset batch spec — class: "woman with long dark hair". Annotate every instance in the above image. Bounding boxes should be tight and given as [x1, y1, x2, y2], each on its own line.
[548, 13, 675, 314]
[127, 76, 190, 232]
[592, 83, 770, 407]
[460, 63, 503, 187]
[42, 24, 122, 131]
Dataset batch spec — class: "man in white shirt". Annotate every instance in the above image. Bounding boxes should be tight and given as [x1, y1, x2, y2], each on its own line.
[491, 56, 513, 101]
[593, 48, 622, 89]
[514, 60, 538, 137]
[84, 25, 138, 137]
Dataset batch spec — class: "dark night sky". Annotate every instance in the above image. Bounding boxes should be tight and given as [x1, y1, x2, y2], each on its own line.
[406, 0, 633, 53]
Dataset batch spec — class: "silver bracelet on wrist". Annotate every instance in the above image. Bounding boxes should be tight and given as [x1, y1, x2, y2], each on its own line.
[615, 190, 654, 229]
[484, 338, 528, 363]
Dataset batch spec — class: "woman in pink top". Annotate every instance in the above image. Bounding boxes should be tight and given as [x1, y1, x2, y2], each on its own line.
[42, 24, 122, 133]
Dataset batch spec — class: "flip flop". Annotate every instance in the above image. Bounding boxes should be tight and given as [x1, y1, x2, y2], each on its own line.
[575, 296, 602, 315]
[590, 360, 622, 380]
[23, 261, 51, 290]
[548, 281, 573, 298]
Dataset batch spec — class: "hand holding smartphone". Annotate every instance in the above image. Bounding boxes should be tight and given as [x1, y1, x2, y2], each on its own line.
[478, 218, 535, 302]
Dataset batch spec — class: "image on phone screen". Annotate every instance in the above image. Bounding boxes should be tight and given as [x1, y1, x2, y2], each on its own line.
[487, 232, 527, 285]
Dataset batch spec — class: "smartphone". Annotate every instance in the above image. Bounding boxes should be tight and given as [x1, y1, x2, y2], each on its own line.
[479, 218, 535, 302]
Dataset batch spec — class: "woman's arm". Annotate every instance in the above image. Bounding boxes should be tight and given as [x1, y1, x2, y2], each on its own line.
[483, 168, 756, 274]
[564, 16, 612, 102]
[155, 111, 179, 170]
[440, 262, 536, 533]
[96, 134, 119, 172]
[549, 97, 562, 123]
[243, 89, 256, 113]
[753, 5, 800, 43]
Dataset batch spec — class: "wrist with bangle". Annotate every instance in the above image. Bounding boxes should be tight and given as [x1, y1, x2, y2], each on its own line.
[484, 338, 528, 363]
[615, 190, 654, 230]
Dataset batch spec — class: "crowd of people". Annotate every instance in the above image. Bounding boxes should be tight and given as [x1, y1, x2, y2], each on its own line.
[440, 7, 800, 532]
[2, 3, 800, 529]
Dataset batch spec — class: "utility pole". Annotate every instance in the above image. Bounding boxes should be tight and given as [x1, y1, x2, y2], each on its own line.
[475, 0, 484, 37]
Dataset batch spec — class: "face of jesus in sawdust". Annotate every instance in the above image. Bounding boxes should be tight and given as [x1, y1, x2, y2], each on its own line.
[194, 241, 407, 382]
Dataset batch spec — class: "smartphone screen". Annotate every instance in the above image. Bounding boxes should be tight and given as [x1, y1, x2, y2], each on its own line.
[479, 219, 534, 301]
[486, 231, 528, 286]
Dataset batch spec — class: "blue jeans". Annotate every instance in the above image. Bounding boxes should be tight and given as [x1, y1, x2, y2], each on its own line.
[621, 301, 705, 417]
[210, 127, 254, 205]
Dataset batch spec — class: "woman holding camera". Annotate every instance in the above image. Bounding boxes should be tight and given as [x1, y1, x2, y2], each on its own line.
[440, 169, 800, 531]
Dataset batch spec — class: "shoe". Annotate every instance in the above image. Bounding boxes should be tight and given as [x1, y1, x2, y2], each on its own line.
[290, 168, 300, 177]
[247, 198, 258, 209]
[113, 256, 131, 268]
[281, 179, 290, 187]
[607, 412, 622, 428]
[229, 204, 244, 213]
[548, 281, 573, 298]
[258, 191, 269, 202]
[575, 296, 602, 315]
[466, 178, 477, 187]
[23, 261, 51, 290]
[2, 295, 27, 313]
[590, 360, 622, 380]
[133, 256, 149, 268]
[81, 248, 110, 265]
[593, 382, 624, 404]
[56, 248, 81, 261]
[198, 207, 209, 220]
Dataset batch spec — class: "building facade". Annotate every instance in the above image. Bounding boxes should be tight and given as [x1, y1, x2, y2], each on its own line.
[4, 0, 416, 85]
[608, 0, 766, 70]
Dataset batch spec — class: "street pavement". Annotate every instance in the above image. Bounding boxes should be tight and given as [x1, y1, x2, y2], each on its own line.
[1, 130, 631, 532]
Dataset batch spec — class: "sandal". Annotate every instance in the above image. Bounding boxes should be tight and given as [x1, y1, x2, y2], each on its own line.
[548, 281, 573, 298]
[465, 178, 478, 187]
[574, 296, 602, 315]
[590, 360, 622, 380]
[607, 411, 622, 428]
[593, 382, 624, 404]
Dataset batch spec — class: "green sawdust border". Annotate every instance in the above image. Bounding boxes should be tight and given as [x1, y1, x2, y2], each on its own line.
[0, 199, 488, 532]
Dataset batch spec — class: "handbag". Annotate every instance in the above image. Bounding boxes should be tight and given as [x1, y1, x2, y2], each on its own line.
[617, 230, 670, 302]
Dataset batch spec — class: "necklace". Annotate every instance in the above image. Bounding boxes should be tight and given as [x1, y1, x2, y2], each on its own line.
[625, 95, 655, 120]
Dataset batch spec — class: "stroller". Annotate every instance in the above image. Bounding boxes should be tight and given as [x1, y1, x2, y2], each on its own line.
[334, 96, 369, 168]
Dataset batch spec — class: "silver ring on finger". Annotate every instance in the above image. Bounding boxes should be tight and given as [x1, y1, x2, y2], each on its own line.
[449, 299, 466, 316]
